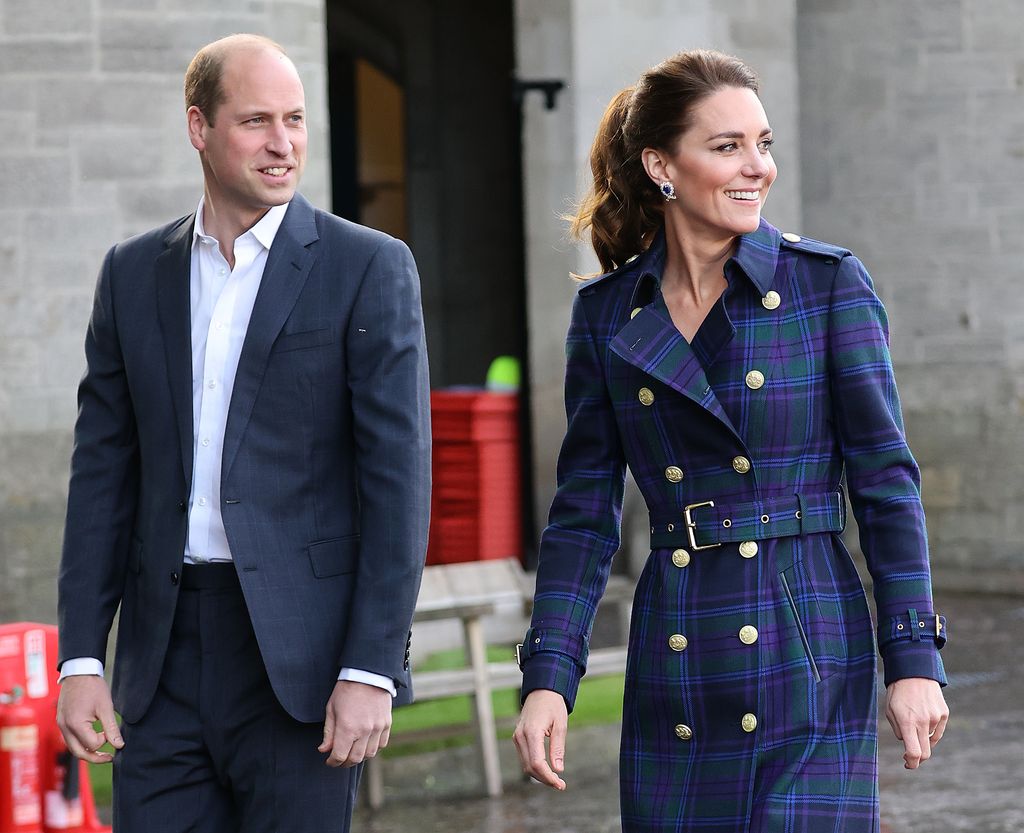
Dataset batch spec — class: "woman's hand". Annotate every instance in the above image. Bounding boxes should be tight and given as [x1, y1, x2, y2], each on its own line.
[513, 689, 569, 790]
[885, 677, 949, 769]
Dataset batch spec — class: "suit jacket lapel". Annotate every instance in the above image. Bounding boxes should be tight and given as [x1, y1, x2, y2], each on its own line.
[155, 216, 196, 488]
[221, 195, 320, 481]
[609, 300, 741, 442]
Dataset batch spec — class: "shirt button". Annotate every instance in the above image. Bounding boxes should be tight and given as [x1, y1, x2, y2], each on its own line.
[741, 713, 758, 733]
[762, 291, 781, 310]
[216, 322, 225, 330]
[739, 625, 759, 645]
[668, 634, 688, 652]
[207, 380, 216, 389]
[193, 555, 206, 564]
[664, 466, 684, 483]
[638, 387, 655, 406]
[219, 268, 226, 276]
[674, 724, 693, 741]
[732, 456, 751, 474]
[739, 541, 759, 558]
[671, 549, 690, 568]
[202, 438, 210, 447]
[745, 370, 765, 390]
[198, 497, 207, 507]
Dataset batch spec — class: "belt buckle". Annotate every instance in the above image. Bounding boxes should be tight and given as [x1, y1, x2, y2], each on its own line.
[684, 500, 721, 551]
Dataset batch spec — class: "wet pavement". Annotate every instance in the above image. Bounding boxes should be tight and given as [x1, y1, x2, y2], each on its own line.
[353, 591, 1024, 833]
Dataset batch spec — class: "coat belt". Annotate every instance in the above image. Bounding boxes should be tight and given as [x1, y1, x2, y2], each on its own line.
[649, 489, 846, 550]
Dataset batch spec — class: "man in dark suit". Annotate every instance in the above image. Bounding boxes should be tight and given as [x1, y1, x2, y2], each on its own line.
[55, 34, 431, 832]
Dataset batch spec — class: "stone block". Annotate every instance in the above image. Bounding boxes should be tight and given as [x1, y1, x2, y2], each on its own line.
[0, 155, 71, 208]
[98, 14, 261, 74]
[0, 39, 92, 75]
[922, 53, 1013, 93]
[2, 0, 93, 35]
[36, 78, 177, 130]
[0, 79, 32, 112]
[22, 209, 119, 265]
[77, 134, 165, 182]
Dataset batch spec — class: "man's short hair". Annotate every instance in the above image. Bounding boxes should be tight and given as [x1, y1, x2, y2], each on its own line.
[184, 34, 287, 126]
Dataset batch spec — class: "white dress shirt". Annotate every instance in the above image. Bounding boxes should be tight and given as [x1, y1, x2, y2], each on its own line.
[61, 200, 395, 696]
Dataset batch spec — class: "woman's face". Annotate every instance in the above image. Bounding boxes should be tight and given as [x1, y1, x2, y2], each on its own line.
[651, 86, 777, 241]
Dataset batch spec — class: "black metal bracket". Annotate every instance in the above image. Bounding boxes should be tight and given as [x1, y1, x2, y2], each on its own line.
[513, 78, 566, 111]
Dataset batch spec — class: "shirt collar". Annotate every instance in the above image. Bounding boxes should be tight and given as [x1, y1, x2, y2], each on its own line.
[192, 198, 290, 252]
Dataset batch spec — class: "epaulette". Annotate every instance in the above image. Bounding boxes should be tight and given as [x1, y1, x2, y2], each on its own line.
[777, 231, 851, 261]
[577, 255, 642, 296]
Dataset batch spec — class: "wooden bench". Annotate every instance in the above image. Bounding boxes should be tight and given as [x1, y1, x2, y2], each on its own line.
[362, 558, 631, 808]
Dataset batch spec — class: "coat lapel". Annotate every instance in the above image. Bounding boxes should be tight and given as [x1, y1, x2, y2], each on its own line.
[609, 303, 741, 441]
[221, 195, 320, 481]
[155, 216, 197, 487]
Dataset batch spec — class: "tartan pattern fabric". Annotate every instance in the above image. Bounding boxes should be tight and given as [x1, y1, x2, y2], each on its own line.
[521, 220, 946, 832]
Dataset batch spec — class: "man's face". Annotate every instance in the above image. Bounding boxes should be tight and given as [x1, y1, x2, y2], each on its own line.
[189, 48, 307, 223]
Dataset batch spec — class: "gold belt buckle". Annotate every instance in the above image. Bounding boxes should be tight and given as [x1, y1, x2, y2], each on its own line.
[684, 500, 721, 551]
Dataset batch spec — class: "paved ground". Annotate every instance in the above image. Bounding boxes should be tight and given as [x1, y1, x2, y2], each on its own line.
[353, 591, 1024, 833]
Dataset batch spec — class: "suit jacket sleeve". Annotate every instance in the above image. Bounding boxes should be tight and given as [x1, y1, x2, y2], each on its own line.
[339, 236, 431, 685]
[57, 245, 140, 667]
[520, 292, 627, 712]
[828, 255, 946, 687]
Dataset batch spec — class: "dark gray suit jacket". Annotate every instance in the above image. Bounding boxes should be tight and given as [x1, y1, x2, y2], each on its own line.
[58, 194, 431, 724]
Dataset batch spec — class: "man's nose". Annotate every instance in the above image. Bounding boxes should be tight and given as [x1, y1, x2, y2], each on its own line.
[266, 121, 293, 156]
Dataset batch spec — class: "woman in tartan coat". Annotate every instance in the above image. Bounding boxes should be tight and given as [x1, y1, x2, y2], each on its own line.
[513, 50, 949, 832]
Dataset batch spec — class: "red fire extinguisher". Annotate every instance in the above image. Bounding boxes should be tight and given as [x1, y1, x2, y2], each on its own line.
[0, 686, 42, 833]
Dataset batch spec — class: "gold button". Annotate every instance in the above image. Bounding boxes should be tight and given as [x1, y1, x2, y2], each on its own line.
[738, 541, 758, 558]
[732, 456, 751, 474]
[630, 307, 642, 319]
[668, 634, 688, 652]
[638, 387, 655, 406]
[671, 549, 691, 568]
[741, 713, 758, 733]
[674, 724, 693, 741]
[782, 232, 802, 243]
[761, 291, 781, 310]
[744, 370, 765, 390]
[739, 625, 759, 645]
[665, 466, 684, 483]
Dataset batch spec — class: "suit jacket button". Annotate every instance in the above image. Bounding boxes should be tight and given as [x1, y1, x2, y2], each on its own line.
[170, 571, 180, 586]
[177, 501, 186, 513]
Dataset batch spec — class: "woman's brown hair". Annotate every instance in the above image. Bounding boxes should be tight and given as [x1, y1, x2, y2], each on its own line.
[570, 49, 760, 276]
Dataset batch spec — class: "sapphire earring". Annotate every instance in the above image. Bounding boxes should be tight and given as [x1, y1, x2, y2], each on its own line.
[660, 181, 677, 201]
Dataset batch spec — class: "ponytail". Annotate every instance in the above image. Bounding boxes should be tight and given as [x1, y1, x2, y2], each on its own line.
[569, 87, 662, 276]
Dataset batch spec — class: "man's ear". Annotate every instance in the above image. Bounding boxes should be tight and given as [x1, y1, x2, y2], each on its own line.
[187, 105, 209, 152]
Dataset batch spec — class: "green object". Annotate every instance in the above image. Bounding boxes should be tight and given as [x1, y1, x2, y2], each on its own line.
[485, 355, 520, 391]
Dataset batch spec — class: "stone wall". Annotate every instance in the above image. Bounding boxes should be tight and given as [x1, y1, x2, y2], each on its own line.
[797, 0, 1023, 577]
[0, 0, 330, 622]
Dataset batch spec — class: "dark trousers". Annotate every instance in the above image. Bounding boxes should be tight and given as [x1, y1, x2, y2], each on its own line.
[112, 565, 360, 833]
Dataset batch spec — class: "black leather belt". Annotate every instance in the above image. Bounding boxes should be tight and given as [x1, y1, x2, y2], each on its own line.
[650, 490, 846, 550]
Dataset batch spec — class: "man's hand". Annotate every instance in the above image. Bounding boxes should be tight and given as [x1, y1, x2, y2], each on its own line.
[318, 680, 392, 767]
[885, 676, 949, 769]
[56, 675, 124, 764]
[512, 689, 568, 790]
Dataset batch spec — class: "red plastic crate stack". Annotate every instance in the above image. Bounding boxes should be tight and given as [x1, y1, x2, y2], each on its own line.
[427, 390, 522, 565]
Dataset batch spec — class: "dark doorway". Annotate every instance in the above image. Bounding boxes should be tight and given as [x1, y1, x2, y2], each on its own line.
[325, 0, 535, 550]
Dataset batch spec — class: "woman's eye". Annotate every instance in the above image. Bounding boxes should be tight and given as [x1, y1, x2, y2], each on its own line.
[759, 138, 775, 152]
[716, 142, 737, 152]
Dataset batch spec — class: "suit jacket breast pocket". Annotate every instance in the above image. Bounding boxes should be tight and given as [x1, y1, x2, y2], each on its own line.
[307, 534, 359, 578]
[273, 326, 334, 353]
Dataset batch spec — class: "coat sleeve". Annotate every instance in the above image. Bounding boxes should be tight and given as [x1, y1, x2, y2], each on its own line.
[339, 236, 431, 687]
[827, 254, 947, 687]
[520, 292, 627, 712]
[57, 245, 140, 668]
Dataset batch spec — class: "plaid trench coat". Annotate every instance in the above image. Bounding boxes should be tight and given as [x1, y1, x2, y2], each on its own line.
[520, 219, 947, 832]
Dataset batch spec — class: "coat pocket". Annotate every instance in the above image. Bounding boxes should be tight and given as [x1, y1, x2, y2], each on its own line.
[307, 534, 359, 578]
[273, 326, 333, 353]
[774, 557, 847, 684]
